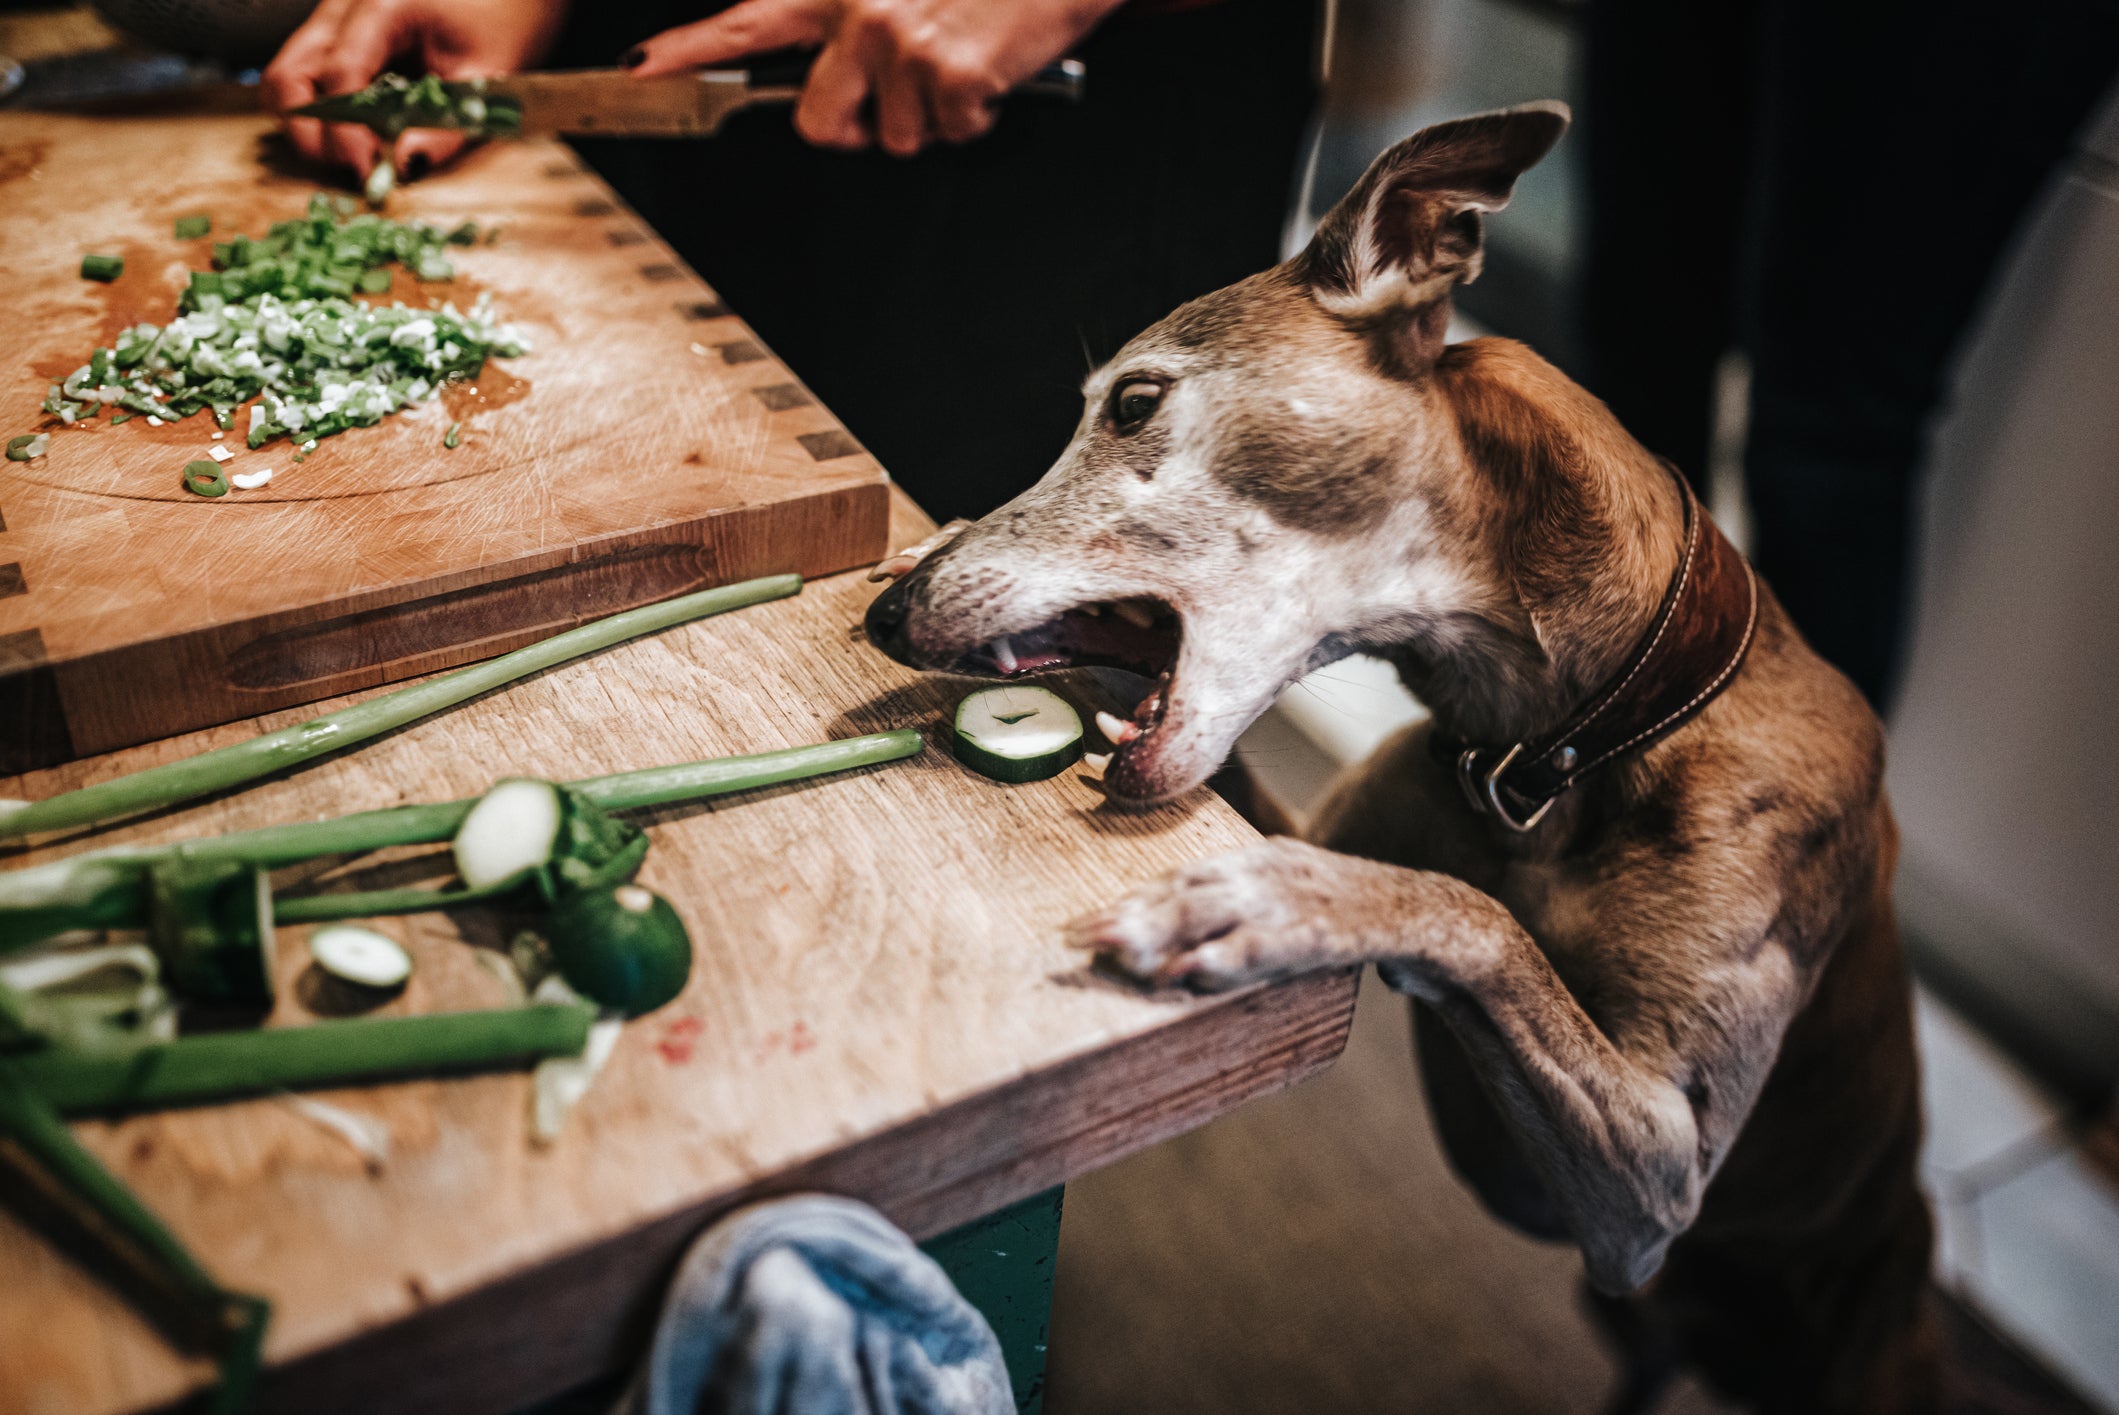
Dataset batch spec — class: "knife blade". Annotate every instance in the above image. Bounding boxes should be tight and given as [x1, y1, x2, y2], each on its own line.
[294, 57, 1086, 140]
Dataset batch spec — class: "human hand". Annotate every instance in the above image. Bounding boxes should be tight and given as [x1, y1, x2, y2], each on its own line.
[260, 0, 570, 180]
[625, 0, 1124, 156]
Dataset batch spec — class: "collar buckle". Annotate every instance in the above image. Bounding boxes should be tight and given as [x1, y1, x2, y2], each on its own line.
[1457, 742, 1556, 833]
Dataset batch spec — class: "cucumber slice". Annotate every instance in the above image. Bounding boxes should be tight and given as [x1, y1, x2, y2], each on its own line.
[951, 686, 1084, 784]
[308, 926, 412, 992]
[453, 778, 562, 891]
[546, 884, 691, 1017]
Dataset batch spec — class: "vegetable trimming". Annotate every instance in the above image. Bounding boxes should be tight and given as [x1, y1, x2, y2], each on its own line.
[545, 884, 691, 1017]
[11, 1001, 596, 1115]
[308, 925, 412, 991]
[0, 730, 924, 953]
[0, 1065, 268, 1413]
[0, 574, 804, 842]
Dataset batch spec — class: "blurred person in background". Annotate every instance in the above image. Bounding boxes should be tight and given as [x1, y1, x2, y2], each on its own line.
[1582, 0, 2119, 710]
[263, 0, 1321, 523]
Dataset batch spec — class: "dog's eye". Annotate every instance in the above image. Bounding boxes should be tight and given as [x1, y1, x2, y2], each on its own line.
[1110, 380, 1164, 432]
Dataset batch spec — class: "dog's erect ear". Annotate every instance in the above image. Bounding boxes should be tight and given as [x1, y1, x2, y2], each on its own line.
[1300, 102, 1569, 354]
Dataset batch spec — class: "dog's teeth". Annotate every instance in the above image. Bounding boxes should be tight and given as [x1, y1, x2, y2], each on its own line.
[1082, 752, 1111, 777]
[1081, 604, 1104, 617]
[991, 636, 1018, 675]
[1114, 601, 1154, 630]
[1095, 710, 1140, 746]
[865, 553, 918, 583]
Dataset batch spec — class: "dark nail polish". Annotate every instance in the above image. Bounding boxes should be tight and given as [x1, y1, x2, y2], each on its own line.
[620, 46, 646, 69]
[405, 152, 430, 180]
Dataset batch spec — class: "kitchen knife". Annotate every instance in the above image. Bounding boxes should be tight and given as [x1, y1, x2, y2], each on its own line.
[293, 56, 1086, 140]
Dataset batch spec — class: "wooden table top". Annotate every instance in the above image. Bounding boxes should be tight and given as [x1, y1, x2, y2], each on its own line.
[0, 490, 1358, 1414]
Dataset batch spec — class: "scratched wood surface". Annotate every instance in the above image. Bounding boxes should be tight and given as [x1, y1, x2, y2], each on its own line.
[0, 113, 889, 771]
[0, 491, 1359, 1415]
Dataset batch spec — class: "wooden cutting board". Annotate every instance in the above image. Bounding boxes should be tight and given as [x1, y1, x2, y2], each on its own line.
[0, 113, 890, 772]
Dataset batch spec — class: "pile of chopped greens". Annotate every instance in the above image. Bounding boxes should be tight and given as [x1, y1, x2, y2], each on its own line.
[28, 195, 525, 488]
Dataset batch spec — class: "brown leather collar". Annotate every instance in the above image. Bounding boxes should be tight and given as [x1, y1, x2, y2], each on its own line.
[1439, 467, 1759, 832]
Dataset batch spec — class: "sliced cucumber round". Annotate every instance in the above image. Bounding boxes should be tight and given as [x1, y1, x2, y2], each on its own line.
[951, 685, 1084, 784]
[546, 884, 692, 1017]
[308, 925, 412, 992]
[453, 778, 562, 891]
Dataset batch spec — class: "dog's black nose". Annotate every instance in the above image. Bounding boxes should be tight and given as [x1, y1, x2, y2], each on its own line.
[864, 577, 916, 664]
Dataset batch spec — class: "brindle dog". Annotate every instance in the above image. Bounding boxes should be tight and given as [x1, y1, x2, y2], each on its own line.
[865, 103, 1936, 1413]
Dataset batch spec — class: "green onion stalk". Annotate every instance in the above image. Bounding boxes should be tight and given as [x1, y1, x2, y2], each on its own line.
[0, 574, 804, 843]
[0, 1064, 269, 1414]
[12, 1000, 595, 1116]
[0, 731, 924, 955]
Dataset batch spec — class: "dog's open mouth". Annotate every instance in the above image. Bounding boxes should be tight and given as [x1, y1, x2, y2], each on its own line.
[947, 597, 1184, 774]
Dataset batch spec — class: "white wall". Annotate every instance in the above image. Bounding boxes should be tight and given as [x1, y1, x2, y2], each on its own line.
[1885, 89, 2119, 1089]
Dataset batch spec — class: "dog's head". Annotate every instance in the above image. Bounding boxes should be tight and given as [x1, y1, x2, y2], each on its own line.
[867, 103, 1574, 804]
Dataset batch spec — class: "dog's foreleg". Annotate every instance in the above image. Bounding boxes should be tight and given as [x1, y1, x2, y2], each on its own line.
[1069, 837, 1805, 1294]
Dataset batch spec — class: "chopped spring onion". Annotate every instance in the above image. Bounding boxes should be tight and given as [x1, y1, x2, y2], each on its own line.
[950, 685, 1084, 783]
[0, 574, 803, 841]
[80, 253, 123, 281]
[443, 421, 461, 448]
[173, 214, 212, 240]
[530, 976, 623, 1141]
[363, 157, 397, 208]
[39, 196, 522, 462]
[6, 433, 48, 461]
[182, 460, 229, 497]
[307, 925, 412, 991]
[322, 72, 525, 140]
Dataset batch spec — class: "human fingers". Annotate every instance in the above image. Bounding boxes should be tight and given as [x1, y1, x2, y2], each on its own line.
[794, 26, 876, 148]
[310, 0, 410, 175]
[928, 58, 1002, 145]
[392, 129, 468, 181]
[625, 0, 833, 76]
[870, 50, 932, 156]
[262, 0, 360, 160]
[326, 122, 384, 177]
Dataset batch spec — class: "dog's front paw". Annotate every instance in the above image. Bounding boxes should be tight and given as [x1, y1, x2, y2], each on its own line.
[1065, 838, 1349, 992]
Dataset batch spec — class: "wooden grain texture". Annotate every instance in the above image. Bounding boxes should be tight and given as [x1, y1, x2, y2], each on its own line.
[0, 492, 1357, 1415]
[0, 114, 888, 770]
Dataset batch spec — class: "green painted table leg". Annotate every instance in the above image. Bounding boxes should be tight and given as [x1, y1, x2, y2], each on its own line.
[922, 1187, 1064, 1414]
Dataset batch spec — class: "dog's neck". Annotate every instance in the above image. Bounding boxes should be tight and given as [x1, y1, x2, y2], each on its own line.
[1379, 341, 1688, 752]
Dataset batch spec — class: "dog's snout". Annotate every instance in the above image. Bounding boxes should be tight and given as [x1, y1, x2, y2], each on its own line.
[864, 576, 917, 664]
